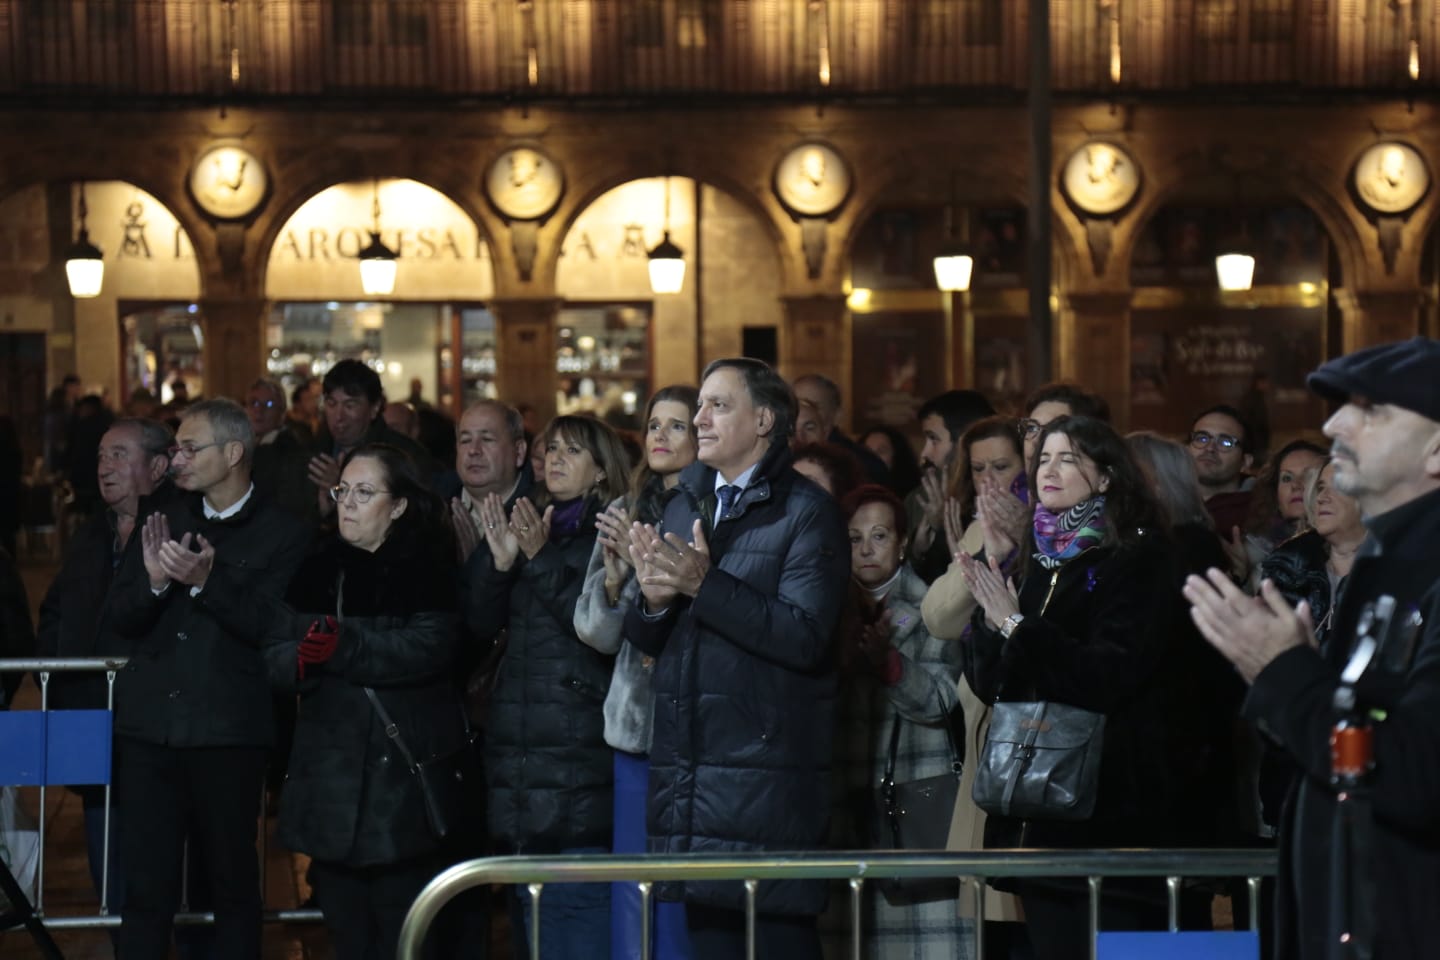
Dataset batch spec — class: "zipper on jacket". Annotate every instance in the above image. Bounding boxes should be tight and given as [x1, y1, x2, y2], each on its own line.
[1038, 569, 1061, 615]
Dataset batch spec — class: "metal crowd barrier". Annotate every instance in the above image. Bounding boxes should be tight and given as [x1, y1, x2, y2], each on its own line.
[0, 657, 323, 938]
[399, 849, 1278, 960]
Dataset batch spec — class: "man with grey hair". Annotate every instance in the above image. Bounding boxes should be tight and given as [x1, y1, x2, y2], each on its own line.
[108, 398, 309, 959]
[625, 358, 849, 959]
[35, 416, 175, 931]
[791, 372, 888, 483]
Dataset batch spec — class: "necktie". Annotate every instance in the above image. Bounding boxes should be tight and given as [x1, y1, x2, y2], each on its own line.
[716, 484, 739, 523]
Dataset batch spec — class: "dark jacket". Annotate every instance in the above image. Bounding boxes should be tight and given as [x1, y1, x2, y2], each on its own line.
[622, 443, 851, 915]
[1245, 486, 1440, 960]
[1260, 530, 1337, 647]
[252, 424, 321, 527]
[0, 546, 33, 709]
[964, 532, 1179, 854]
[265, 528, 465, 867]
[469, 496, 614, 853]
[34, 484, 179, 714]
[1162, 523, 1248, 845]
[109, 487, 310, 747]
[1255, 529, 1339, 829]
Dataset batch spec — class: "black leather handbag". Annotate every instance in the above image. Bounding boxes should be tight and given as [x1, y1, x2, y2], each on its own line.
[971, 700, 1105, 821]
[874, 705, 965, 904]
[363, 687, 478, 841]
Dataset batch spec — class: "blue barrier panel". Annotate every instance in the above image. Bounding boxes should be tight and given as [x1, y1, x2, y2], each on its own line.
[1098, 931, 1260, 959]
[0, 711, 47, 786]
[0, 710, 114, 786]
[45, 710, 112, 785]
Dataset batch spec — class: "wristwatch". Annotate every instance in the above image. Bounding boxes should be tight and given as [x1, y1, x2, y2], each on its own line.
[999, 613, 1026, 639]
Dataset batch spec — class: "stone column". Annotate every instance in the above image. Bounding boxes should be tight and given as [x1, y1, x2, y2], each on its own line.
[1057, 290, 1132, 430]
[199, 298, 267, 402]
[1334, 289, 1423, 354]
[491, 297, 560, 423]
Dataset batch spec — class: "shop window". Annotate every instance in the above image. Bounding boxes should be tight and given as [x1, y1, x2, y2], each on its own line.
[460, 308, 498, 408]
[121, 304, 204, 406]
[556, 304, 650, 433]
[265, 302, 459, 414]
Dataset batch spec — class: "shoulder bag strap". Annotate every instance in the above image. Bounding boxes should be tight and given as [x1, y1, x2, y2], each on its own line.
[364, 686, 420, 774]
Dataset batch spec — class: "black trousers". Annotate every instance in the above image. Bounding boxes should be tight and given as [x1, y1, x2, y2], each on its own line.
[309, 857, 446, 960]
[1017, 882, 1171, 960]
[685, 903, 822, 960]
[115, 737, 268, 960]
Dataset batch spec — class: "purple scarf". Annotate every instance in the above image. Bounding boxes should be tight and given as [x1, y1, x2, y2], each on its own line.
[1032, 495, 1106, 569]
[549, 497, 589, 542]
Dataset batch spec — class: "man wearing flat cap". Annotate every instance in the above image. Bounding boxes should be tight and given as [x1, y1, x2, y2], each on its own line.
[1185, 336, 1440, 959]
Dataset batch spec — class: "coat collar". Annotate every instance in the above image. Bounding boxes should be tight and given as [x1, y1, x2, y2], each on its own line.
[676, 442, 795, 520]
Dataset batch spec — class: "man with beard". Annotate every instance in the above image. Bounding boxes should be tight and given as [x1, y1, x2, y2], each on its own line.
[1186, 404, 1256, 534]
[1186, 338, 1440, 959]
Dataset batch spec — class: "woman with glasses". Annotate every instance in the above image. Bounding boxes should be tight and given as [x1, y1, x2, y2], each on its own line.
[263, 443, 467, 960]
[468, 414, 632, 960]
[839, 483, 974, 959]
[573, 386, 699, 960]
[959, 416, 1179, 959]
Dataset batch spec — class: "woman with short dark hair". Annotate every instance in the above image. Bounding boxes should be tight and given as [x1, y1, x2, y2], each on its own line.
[265, 443, 466, 960]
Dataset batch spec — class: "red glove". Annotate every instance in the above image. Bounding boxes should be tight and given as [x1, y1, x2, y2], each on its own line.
[298, 616, 339, 679]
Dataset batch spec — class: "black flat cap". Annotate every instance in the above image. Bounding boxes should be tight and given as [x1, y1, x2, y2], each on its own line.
[1307, 336, 1440, 422]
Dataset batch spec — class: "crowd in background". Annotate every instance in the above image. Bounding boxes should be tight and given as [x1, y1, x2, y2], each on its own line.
[0, 347, 1410, 960]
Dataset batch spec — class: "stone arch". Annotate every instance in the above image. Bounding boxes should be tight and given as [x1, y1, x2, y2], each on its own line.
[552, 175, 786, 391]
[0, 177, 206, 403]
[249, 150, 498, 300]
[837, 167, 1084, 297]
[535, 159, 798, 293]
[1115, 156, 1365, 292]
[262, 177, 495, 302]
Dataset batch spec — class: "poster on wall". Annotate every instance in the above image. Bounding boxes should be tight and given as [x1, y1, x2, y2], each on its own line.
[853, 311, 946, 429]
[1129, 307, 1326, 441]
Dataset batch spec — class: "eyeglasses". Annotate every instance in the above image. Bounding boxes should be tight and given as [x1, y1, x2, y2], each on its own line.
[170, 441, 224, 460]
[1189, 431, 1241, 451]
[330, 484, 390, 505]
[248, 399, 277, 410]
[1019, 419, 1042, 439]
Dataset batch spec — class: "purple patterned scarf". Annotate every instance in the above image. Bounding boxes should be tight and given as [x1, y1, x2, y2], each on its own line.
[1032, 495, 1107, 569]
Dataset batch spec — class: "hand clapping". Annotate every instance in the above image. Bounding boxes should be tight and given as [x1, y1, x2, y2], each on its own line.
[141, 513, 215, 591]
[627, 519, 711, 610]
[478, 493, 520, 571]
[959, 551, 1020, 631]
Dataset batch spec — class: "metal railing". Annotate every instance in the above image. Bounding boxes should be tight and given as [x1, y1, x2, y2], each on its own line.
[0, 657, 323, 935]
[398, 848, 1278, 960]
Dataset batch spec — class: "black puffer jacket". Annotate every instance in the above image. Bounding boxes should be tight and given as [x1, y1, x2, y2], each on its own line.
[265, 528, 465, 867]
[965, 533, 1181, 855]
[623, 443, 851, 916]
[470, 496, 613, 853]
[109, 489, 309, 747]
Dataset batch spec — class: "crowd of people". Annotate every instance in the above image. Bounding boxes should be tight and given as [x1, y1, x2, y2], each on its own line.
[2, 338, 1439, 960]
